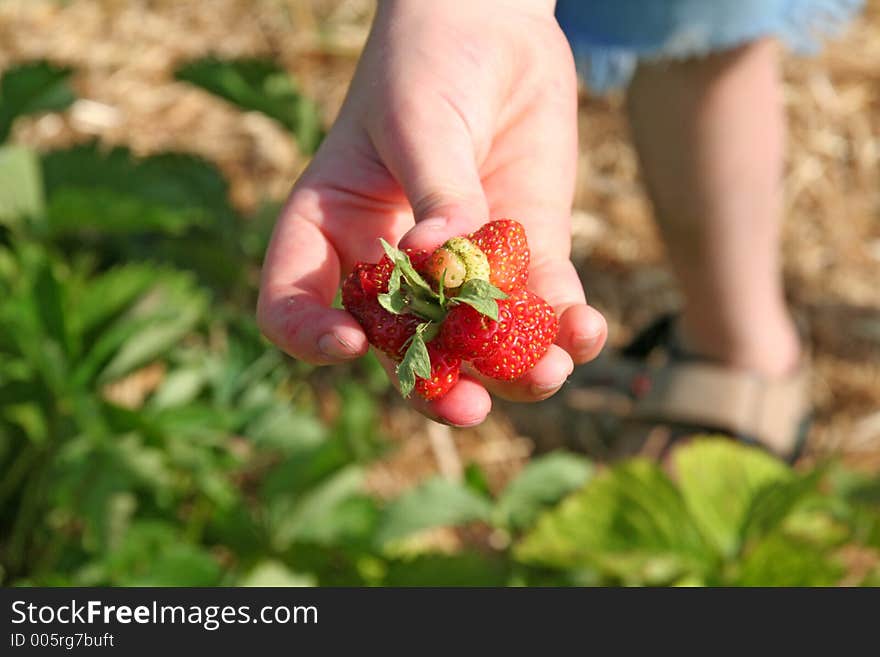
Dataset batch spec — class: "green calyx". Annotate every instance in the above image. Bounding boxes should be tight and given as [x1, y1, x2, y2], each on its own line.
[376, 238, 507, 397]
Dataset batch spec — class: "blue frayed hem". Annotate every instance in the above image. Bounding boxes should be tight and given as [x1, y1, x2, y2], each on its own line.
[564, 0, 864, 92]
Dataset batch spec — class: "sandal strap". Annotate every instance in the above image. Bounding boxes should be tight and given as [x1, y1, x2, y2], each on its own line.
[631, 361, 810, 459]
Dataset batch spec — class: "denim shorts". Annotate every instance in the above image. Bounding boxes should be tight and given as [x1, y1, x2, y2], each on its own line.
[555, 0, 864, 91]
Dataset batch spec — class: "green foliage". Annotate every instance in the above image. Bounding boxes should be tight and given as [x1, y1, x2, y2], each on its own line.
[174, 58, 324, 154]
[0, 145, 44, 225]
[494, 452, 593, 532]
[516, 439, 878, 586]
[0, 61, 75, 142]
[377, 477, 493, 547]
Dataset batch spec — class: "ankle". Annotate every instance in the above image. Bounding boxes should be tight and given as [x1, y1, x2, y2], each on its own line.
[677, 313, 802, 378]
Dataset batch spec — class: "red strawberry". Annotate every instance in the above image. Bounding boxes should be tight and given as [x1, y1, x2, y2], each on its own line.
[341, 248, 429, 360]
[438, 298, 514, 360]
[472, 289, 558, 381]
[468, 219, 529, 293]
[414, 342, 461, 400]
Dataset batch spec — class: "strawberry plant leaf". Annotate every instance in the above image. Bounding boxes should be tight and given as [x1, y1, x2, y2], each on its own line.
[515, 459, 712, 583]
[377, 289, 407, 315]
[396, 329, 431, 397]
[378, 237, 399, 262]
[452, 295, 499, 321]
[378, 238, 437, 300]
[673, 438, 792, 558]
[174, 58, 324, 154]
[376, 476, 493, 546]
[452, 279, 508, 321]
[458, 278, 508, 300]
[495, 451, 594, 531]
[0, 145, 45, 226]
[387, 265, 402, 296]
[0, 61, 75, 143]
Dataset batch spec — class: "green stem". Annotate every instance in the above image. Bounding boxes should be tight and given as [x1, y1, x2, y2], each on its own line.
[407, 295, 446, 323]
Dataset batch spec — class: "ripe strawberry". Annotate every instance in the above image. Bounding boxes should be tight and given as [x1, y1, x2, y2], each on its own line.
[468, 219, 529, 293]
[342, 265, 421, 360]
[472, 289, 557, 381]
[414, 342, 461, 400]
[438, 298, 514, 360]
[341, 248, 429, 360]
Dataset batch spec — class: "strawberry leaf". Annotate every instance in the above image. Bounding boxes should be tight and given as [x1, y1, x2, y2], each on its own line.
[458, 279, 508, 300]
[377, 288, 407, 315]
[397, 326, 432, 398]
[451, 279, 508, 321]
[377, 266, 406, 314]
[378, 238, 436, 299]
[386, 265, 402, 296]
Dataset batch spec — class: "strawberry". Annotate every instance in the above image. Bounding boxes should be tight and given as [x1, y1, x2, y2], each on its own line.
[341, 265, 421, 360]
[468, 219, 529, 293]
[414, 342, 461, 400]
[438, 297, 514, 360]
[342, 223, 558, 402]
[472, 289, 557, 381]
[340, 248, 430, 360]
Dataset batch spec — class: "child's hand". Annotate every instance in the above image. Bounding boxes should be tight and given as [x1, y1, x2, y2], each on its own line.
[257, 0, 606, 426]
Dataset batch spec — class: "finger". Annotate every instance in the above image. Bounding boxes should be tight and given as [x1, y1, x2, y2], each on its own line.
[529, 258, 608, 364]
[376, 353, 492, 427]
[257, 198, 369, 365]
[366, 95, 489, 251]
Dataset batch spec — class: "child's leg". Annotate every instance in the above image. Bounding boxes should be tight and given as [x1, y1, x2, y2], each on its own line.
[626, 38, 800, 377]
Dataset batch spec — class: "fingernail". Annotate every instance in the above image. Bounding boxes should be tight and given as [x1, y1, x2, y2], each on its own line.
[400, 217, 449, 249]
[573, 331, 602, 357]
[451, 416, 485, 428]
[414, 217, 449, 232]
[318, 332, 356, 359]
[530, 379, 568, 397]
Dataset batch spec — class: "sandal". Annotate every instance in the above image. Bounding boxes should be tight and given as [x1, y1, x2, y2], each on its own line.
[567, 314, 811, 463]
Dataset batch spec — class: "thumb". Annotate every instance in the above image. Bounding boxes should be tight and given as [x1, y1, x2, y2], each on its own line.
[367, 99, 489, 250]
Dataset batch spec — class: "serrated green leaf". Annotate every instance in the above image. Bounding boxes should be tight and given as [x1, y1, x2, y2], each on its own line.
[451, 279, 508, 321]
[174, 58, 324, 154]
[270, 466, 370, 549]
[515, 459, 711, 584]
[378, 237, 399, 261]
[41, 144, 236, 236]
[673, 438, 792, 558]
[739, 468, 824, 543]
[458, 278, 508, 300]
[387, 265, 402, 295]
[0, 145, 44, 225]
[452, 295, 499, 321]
[0, 61, 75, 142]
[33, 258, 69, 355]
[70, 264, 158, 339]
[731, 534, 843, 586]
[495, 451, 593, 531]
[396, 329, 431, 398]
[378, 238, 436, 298]
[377, 288, 407, 314]
[377, 477, 493, 546]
